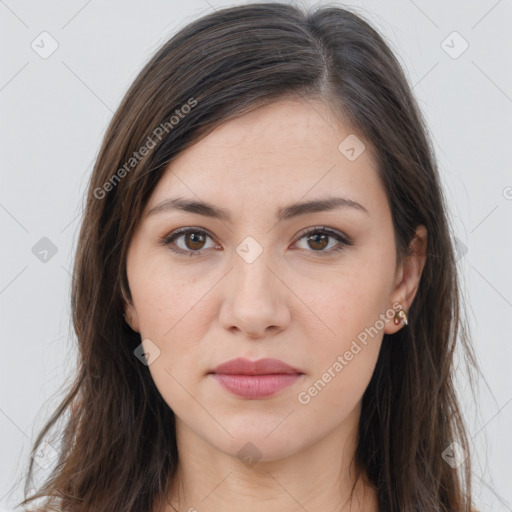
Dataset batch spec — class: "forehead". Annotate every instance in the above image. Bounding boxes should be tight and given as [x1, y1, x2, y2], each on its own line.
[146, 98, 386, 218]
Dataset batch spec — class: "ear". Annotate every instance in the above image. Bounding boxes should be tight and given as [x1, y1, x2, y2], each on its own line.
[384, 224, 427, 334]
[121, 284, 140, 333]
[124, 302, 140, 333]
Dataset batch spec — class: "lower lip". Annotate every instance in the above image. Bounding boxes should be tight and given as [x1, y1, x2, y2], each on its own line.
[211, 373, 302, 398]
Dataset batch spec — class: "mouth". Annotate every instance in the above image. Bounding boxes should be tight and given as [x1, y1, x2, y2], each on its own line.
[209, 358, 304, 399]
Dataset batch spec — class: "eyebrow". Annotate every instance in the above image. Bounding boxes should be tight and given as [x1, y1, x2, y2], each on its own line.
[146, 195, 369, 222]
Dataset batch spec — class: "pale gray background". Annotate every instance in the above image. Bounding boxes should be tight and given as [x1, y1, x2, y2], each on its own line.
[1, 0, 511, 510]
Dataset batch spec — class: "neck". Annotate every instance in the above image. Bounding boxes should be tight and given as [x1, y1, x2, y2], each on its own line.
[159, 408, 379, 512]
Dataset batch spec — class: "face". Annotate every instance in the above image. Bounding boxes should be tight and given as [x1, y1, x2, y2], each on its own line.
[125, 97, 425, 463]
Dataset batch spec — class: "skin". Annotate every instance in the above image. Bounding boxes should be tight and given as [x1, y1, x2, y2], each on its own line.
[124, 97, 427, 512]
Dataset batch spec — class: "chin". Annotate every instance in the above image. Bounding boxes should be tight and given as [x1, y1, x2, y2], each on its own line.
[217, 434, 305, 465]
[200, 416, 312, 464]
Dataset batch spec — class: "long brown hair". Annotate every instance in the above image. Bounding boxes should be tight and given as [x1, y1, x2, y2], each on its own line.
[20, 3, 480, 511]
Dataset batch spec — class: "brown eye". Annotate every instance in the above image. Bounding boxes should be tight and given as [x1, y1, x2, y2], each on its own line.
[294, 227, 352, 255]
[184, 232, 207, 250]
[163, 228, 217, 256]
[162, 226, 351, 258]
[306, 232, 329, 251]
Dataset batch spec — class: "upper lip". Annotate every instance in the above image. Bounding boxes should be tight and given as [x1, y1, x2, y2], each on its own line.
[210, 358, 303, 375]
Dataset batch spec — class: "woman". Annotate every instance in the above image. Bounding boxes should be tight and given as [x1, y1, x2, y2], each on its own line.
[20, 3, 481, 511]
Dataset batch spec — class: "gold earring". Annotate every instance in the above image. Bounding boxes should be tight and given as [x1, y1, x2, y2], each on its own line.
[393, 309, 408, 326]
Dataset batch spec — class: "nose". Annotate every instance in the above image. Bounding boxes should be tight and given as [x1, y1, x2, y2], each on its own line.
[218, 249, 291, 339]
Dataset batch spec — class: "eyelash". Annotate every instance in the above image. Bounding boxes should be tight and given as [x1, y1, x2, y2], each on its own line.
[160, 226, 353, 258]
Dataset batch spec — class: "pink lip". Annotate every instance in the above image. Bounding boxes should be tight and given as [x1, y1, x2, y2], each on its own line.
[209, 358, 304, 399]
[211, 357, 301, 375]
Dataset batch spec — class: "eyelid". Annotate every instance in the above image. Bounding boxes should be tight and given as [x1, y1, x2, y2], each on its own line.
[294, 225, 352, 245]
[161, 226, 220, 254]
[291, 226, 353, 256]
[161, 225, 353, 256]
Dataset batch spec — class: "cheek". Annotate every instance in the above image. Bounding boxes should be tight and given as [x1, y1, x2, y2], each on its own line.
[293, 259, 392, 401]
[295, 306, 382, 419]
[130, 255, 216, 342]
[128, 257, 220, 406]
[295, 261, 392, 346]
